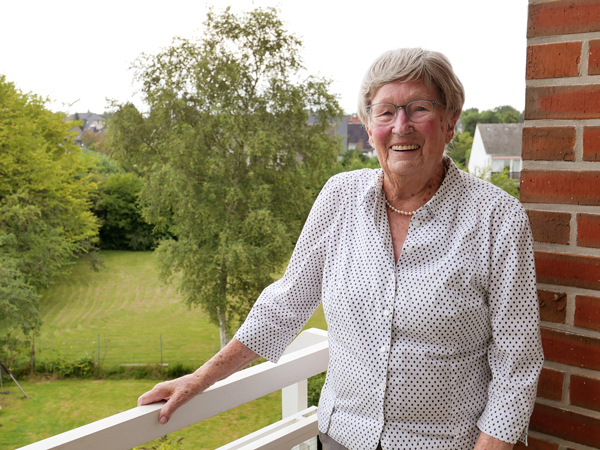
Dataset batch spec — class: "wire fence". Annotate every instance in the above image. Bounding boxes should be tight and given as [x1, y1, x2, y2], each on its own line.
[1, 335, 214, 372]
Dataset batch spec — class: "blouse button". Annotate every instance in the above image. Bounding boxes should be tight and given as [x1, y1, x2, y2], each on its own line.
[383, 309, 391, 317]
[379, 346, 387, 353]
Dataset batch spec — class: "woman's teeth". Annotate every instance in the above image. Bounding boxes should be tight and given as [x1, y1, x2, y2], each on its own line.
[391, 145, 420, 151]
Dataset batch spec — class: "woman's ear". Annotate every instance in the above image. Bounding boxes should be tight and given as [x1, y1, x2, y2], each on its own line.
[445, 112, 459, 143]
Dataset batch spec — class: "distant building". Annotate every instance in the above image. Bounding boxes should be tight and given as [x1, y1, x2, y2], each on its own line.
[66, 112, 105, 147]
[310, 114, 374, 156]
[468, 123, 523, 179]
[346, 115, 375, 156]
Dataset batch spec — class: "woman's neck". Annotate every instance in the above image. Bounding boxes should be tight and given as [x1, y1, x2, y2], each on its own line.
[383, 161, 447, 212]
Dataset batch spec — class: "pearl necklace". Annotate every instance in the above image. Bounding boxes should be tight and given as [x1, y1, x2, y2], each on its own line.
[385, 199, 417, 216]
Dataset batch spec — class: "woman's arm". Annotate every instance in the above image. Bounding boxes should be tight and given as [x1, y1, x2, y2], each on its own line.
[474, 432, 514, 450]
[137, 338, 259, 424]
[477, 203, 543, 444]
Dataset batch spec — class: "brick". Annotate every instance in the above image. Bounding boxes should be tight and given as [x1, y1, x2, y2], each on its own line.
[577, 213, 600, 248]
[575, 294, 600, 331]
[515, 435, 559, 449]
[522, 127, 576, 161]
[521, 170, 600, 206]
[530, 403, 600, 448]
[528, 0, 600, 38]
[541, 327, 600, 370]
[535, 251, 600, 291]
[526, 42, 582, 79]
[525, 85, 600, 120]
[571, 374, 600, 412]
[527, 210, 571, 245]
[583, 126, 600, 161]
[537, 367, 564, 401]
[590, 40, 600, 75]
[538, 289, 568, 323]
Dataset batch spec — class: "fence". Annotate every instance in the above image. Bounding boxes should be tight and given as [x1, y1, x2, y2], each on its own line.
[17, 328, 329, 450]
[1, 334, 213, 373]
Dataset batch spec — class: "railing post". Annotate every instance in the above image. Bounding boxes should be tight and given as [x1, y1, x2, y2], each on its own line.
[280, 328, 328, 450]
[282, 379, 308, 419]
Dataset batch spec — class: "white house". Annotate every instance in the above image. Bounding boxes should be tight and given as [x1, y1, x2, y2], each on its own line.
[467, 123, 523, 179]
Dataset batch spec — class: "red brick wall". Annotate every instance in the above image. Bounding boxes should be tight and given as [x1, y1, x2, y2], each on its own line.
[524, 1, 600, 449]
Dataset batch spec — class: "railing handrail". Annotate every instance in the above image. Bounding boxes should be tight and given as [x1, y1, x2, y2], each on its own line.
[18, 328, 329, 450]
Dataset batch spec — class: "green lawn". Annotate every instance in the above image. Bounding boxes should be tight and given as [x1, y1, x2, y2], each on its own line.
[0, 379, 281, 449]
[1, 250, 327, 449]
[31, 251, 326, 368]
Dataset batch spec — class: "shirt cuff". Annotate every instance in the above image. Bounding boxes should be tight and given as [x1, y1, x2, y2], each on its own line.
[477, 380, 537, 444]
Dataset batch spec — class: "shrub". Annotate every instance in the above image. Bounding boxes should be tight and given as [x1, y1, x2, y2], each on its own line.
[36, 356, 95, 378]
[307, 371, 326, 407]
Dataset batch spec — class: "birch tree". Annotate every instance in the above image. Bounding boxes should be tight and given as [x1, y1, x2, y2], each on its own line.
[109, 7, 343, 348]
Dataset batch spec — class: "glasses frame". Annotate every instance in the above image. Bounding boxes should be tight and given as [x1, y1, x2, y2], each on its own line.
[366, 100, 444, 125]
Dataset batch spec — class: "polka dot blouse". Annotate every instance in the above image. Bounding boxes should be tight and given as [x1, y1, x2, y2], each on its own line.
[235, 159, 544, 450]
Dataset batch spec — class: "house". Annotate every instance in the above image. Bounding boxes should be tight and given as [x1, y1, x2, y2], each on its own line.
[66, 112, 106, 133]
[66, 112, 106, 147]
[346, 115, 374, 156]
[467, 123, 523, 179]
[309, 114, 374, 156]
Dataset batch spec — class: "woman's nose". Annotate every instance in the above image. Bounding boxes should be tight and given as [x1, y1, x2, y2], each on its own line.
[392, 108, 413, 134]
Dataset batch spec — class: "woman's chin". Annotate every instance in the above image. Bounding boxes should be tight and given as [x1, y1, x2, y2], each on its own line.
[384, 160, 424, 178]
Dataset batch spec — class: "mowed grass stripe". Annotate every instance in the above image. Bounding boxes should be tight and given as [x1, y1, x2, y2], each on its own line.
[35, 250, 326, 367]
[36, 251, 220, 367]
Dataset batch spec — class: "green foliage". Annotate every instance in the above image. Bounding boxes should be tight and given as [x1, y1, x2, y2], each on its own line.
[307, 371, 326, 407]
[35, 355, 96, 378]
[460, 105, 523, 136]
[0, 75, 100, 334]
[472, 166, 520, 199]
[447, 131, 473, 169]
[93, 172, 162, 250]
[81, 130, 106, 152]
[109, 7, 343, 345]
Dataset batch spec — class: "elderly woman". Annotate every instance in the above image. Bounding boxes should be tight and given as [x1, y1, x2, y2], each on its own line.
[139, 48, 543, 450]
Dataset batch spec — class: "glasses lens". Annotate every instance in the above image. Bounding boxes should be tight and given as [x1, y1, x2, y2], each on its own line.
[370, 103, 396, 125]
[406, 101, 434, 123]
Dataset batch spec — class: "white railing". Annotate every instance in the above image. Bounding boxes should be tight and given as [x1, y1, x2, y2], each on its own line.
[18, 328, 329, 450]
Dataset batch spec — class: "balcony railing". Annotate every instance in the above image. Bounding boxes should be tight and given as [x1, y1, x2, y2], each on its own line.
[17, 328, 329, 450]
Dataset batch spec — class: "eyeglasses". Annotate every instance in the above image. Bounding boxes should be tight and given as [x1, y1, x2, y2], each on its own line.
[366, 100, 443, 125]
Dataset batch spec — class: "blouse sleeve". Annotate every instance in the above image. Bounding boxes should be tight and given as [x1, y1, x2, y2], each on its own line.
[234, 175, 342, 363]
[477, 202, 544, 445]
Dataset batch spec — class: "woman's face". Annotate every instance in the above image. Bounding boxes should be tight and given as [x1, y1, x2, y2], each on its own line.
[366, 79, 456, 182]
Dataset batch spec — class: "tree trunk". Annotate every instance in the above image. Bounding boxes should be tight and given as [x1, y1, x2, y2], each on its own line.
[29, 335, 35, 376]
[217, 306, 231, 349]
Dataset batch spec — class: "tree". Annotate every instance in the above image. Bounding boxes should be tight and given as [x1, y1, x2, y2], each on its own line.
[93, 172, 164, 250]
[460, 105, 523, 136]
[0, 75, 99, 335]
[109, 7, 343, 348]
[471, 166, 520, 199]
[447, 131, 473, 169]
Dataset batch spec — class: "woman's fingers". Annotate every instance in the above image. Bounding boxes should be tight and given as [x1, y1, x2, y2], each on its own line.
[137, 381, 172, 406]
[137, 376, 201, 424]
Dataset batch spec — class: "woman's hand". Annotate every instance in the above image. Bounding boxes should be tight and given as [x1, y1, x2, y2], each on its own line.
[138, 372, 208, 424]
[137, 338, 260, 424]
[473, 432, 514, 450]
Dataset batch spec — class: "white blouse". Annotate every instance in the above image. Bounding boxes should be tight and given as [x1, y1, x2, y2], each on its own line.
[235, 159, 543, 450]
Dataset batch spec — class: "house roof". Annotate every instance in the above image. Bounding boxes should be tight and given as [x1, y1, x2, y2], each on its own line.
[66, 112, 105, 132]
[476, 123, 523, 156]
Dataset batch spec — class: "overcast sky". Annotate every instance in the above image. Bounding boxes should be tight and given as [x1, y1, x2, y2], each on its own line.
[0, 0, 528, 115]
